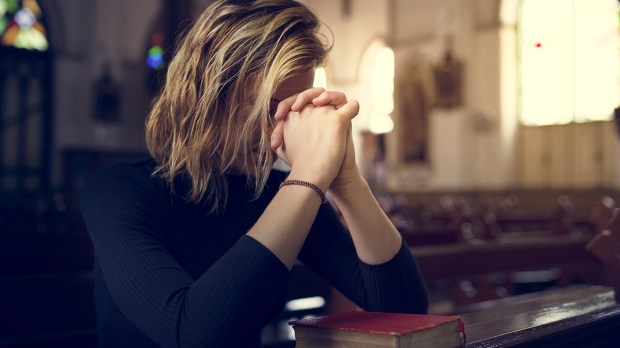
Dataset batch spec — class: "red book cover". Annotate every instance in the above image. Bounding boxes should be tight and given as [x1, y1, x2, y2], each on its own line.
[289, 311, 465, 337]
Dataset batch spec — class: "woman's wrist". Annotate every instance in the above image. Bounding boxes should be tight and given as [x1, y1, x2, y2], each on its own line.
[286, 167, 332, 193]
[280, 179, 327, 204]
[329, 174, 368, 201]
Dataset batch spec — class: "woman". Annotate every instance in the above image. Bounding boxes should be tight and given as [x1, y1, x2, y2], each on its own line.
[81, 0, 428, 347]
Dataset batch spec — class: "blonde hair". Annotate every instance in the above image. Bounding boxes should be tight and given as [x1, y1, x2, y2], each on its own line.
[146, 0, 330, 213]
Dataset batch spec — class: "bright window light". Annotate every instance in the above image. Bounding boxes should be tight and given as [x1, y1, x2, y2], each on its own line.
[284, 296, 326, 312]
[314, 67, 327, 89]
[519, 0, 619, 126]
[368, 46, 395, 134]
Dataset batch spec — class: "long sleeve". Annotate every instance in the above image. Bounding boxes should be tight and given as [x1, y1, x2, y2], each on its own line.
[298, 203, 429, 314]
[81, 164, 289, 348]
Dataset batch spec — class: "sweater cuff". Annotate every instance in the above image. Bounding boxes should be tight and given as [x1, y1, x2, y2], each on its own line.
[357, 238, 428, 313]
[358, 237, 412, 273]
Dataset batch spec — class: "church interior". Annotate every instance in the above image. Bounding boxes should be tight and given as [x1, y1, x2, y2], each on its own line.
[1, 0, 620, 347]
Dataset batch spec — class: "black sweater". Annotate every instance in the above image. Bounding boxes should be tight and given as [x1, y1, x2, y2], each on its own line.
[80, 157, 428, 348]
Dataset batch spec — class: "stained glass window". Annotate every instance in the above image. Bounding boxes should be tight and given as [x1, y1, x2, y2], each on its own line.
[519, 0, 619, 126]
[0, 0, 48, 51]
[146, 31, 165, 70]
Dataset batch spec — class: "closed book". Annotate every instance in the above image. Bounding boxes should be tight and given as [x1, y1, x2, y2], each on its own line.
[289, 311, 465, 348]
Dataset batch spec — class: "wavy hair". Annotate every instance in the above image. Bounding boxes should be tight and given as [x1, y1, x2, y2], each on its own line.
[146, 0, 331, 213]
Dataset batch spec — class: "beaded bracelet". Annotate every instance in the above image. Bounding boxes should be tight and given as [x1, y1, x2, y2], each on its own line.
[279, 179, 327, 204]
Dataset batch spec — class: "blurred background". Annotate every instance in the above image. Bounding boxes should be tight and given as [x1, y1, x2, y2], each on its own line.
[0, 0, 619, 347]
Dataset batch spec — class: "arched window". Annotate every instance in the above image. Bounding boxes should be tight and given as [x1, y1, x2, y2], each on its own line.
[0, 0, 51, 195]
[359, 39, 395, 134]
[518, 0, 619, 126]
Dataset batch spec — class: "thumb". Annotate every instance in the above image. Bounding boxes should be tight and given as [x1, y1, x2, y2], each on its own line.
[337, 100, 360, 120]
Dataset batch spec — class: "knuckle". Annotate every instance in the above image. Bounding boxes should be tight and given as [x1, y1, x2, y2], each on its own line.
[307, 88, 324, 98]
[282, 95, 297, 105]
[301, 88, 317, 96]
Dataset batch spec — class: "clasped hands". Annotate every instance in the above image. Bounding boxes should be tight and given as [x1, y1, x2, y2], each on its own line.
[270, 88, 361, 194]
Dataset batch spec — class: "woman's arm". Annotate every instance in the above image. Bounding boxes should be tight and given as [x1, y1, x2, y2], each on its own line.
[298, 203, 429, 314]
[276, 88, 428, 312]
[274, 89, 408, 265]
[81, 165, 290, 348]
[82, 99, 358, 347]
[329, 129, 404, 265]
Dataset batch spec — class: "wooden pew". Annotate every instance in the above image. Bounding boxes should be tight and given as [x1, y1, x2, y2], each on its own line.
[413, 235, 603, 307]
[460, 285, 620, 347]
[382, 192, 603, 246]
[414, 236, 601, 283]
[586, 200, 620, 301]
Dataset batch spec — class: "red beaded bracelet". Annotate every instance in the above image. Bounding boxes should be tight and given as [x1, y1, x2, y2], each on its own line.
[279, 179, 327, 204]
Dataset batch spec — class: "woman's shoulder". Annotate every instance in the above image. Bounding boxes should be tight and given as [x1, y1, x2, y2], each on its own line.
[80, 156, 163, 209]
[88, 156, 156, 187]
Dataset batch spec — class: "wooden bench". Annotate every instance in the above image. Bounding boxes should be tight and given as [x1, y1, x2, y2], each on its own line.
[586, 201, 620, 301]
[413, 236, 601, 282]
[382, 196, 596, 246]
[460, 285, 620, 347]
[413, 235, 603, 307]
[381, 191, 610, 246]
